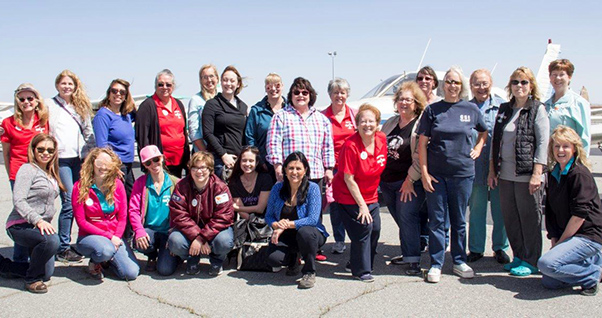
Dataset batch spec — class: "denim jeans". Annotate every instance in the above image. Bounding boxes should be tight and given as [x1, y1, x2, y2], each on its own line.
[7, 224, 59, 283]
[426, 175, 474, 268]
[468, 184, 508, 253]
[136, 228, 178, 276]
[9, 180, 30, 263]
[538, 236, 602, 289]
[167, 227, 234, 267]
[58, 157, 81, 253]
[336, 202, 381, 276]
[381, 180, 426, 263]
[266, 226, 326, 274]
[77, 235, 140, 280]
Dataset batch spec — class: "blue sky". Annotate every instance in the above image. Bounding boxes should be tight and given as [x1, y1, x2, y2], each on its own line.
[1, 1, 601, 107]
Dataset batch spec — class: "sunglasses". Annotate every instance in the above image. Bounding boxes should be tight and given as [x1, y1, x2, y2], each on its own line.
[110, 88, 127, 95]
[36, 147, 55, 154]
[18, 96, 36, 103]
[143, 157, 161, 167]
[445, 80, 462, 86]
[157, 83, 173, 88]
[511, 80, 530, 86]
[416, 76, 433, 82]
[293, 90, 309, 96]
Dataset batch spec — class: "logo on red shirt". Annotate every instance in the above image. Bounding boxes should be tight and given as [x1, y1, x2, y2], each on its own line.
[377, 154, 386, 166]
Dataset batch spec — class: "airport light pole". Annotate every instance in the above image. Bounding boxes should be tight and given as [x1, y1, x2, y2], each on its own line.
[328, 51, 337, 80]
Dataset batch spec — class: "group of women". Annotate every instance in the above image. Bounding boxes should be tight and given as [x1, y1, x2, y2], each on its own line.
[1, 59, 601, 295]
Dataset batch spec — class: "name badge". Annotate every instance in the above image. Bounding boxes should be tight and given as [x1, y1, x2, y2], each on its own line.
[85, 198, 94, 206]
[360, 151, 368, 160]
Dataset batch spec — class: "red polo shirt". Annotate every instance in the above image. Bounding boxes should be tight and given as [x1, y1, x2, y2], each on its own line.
[153, 95, 185, 166]
[1, 114, 48, 180]
[332, 131, 387, 205]
[323, 105, 356, 168]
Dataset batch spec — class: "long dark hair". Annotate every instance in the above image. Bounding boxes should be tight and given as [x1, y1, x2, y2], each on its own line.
[279, 151, 310, 205]
[229, 146, 267, 182]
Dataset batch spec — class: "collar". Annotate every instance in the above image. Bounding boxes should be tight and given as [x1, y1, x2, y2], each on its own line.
[551, 156, 575, 182]
[284, 103, 316, 117]
[146, 171, 173, 193]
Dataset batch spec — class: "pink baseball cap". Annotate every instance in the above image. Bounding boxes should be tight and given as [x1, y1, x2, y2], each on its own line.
[140, 145, 162, 163]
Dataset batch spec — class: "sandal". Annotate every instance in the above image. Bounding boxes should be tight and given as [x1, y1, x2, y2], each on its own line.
[25, 281, 48, 294]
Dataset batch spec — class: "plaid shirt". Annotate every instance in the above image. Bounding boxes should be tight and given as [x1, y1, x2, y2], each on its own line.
[267, 104, 335, 179]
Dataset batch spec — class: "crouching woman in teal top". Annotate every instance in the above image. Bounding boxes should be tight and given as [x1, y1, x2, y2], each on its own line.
[538, 126, 602, 296]
[129, 145, 180, 275]
[265, 151, 329, 289]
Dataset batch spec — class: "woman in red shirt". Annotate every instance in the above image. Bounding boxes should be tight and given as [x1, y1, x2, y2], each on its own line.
[331, 104, 387, 282]
[1, 83, 49, 263]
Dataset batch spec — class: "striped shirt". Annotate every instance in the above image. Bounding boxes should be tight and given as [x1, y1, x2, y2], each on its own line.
[266, 104, 335, 179]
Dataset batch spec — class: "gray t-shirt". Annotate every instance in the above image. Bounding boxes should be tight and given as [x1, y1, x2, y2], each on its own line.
[499, 106, 549, 182]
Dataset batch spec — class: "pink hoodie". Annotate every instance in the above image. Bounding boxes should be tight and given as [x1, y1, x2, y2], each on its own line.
[73, 179, 127, 239]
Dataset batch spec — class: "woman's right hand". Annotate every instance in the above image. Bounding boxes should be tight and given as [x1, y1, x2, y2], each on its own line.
[487, 171, 498, 189]
[421, 173, 438, 193]
[111, 236, 123, 250]
[222, 153, 237, 168]
[357, 205, 373, 224]
[136, 235, 151, 251]
[36, 220, 56, 235]
[400, 178, 416, 202]
[274, 164, 283, 182]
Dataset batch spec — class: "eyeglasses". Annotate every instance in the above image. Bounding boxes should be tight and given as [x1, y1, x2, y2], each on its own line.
[293, 90, 309, 96]
[511, 80, 530, 86]
[110, 88, 127, 96]
[445, 80, 462, 86]
[397, 97, 415, 103]
[143, 157, 161, 167]
[36, 147, 55, 154]
[416, 76, 433, 82]
[471, 82, 490, 88]
[157, 83, 173, 88]
[18, 97, 36, 103]
[191, 166, 209, 172]
[201, 74, 217, 80]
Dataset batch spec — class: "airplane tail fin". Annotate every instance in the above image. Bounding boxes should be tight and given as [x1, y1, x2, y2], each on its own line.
[535, 40, 561, 101]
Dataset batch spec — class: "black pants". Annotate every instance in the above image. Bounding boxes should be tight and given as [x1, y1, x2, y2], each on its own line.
[267, 227, 326, 274]
[336, 202, 381, 276]
[167, 163, 188, 178]
[120, 162, 135, 200]
[7, 224, 59, 283]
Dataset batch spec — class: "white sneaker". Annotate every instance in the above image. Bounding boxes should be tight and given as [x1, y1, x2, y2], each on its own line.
[331, 242, 346, 254]
[453, 263, 474, 278]
[427, 267, 441, 283]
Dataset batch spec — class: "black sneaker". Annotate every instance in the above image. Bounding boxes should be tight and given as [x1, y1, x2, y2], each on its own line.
[208, 265, 223, 277]
[56, 249, 83, 263]
[286, 260, 301, 276]
[466, 252, 484, 263]
[185, 262, 201, 275]
[345, 261, 351, 273]
[493, 250, 511, 264]
[390, 255, 405, 265]
[355, 273, 374, 283]
[298, 272, 316, 289]
[405, 263, 421, 276]
[581, 284, 599, 296]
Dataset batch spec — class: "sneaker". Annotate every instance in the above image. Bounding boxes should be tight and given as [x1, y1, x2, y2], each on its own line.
[503, 257, 522, 271]
[427, 267, 441, 283]
[87, 261, 104, 280]
[581, 284, 599, 296]
[298, 272, 316, 289]
[420, 238, 429, 253]
[315, 251, 327, 262]
[405, 263, 421, 276]
[286, 259, 301, 276]
[185, 262, 201, 275]
[208, 265, 223, 277]
[344, 261, 351, 273]
[56, 249, 83, 263]
[466, 252, 484, 263]
[355, 273, 375, 282]
[145, 258, 157, 272]
[453, 263, 474, 278]
[390, 255, 406, 265]
[493, 250, 511, 264]
[331, 242, 346, 254]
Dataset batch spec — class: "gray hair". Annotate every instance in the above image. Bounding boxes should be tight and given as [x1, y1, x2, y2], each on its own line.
[327, 77, 351, 96]
[444, 66, 470, 101]
[155, 69, 176, 87]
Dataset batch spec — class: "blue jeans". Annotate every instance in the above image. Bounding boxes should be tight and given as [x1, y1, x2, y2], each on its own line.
[538, 236, 602, 289]
[426, 175, 474, 268]
[468, 184, 508, 253]
[136, 228, 178, 276]
[58, 157, 81, 253]
[167, 228, 234, 267]
[77, 235, 140, 280]
[7, 224, 59, 283]
[381, 180, 426, 263]
[335, 202, 381, 276]
[9, 180, 30, 263]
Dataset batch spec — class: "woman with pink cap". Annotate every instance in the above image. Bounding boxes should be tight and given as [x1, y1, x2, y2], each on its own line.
[129, 145, 180, 275]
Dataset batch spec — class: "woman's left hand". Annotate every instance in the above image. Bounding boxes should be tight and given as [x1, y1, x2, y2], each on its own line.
[470, 146, 482, 160]
[400, 178, 416, 202]
[357, 205, 373, 224]
[36, 220, 56, 235]
[529, 174, 542, 195]
[111, 236, 123, 250]
[271, 229, 284, 244]
[222, 153, 237, 168]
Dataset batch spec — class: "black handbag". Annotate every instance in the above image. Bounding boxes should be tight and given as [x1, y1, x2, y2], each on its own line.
[237, 242, 272, 272]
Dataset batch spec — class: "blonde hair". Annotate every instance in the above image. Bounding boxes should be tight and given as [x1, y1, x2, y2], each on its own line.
[265, 73, 282, 85]
[13, 83, 48, 127]
[28, 134, 65, 192]
[548, 125, 591, 171]
[188, 151, 214, 173]
[54, 70, 93, 120]
[199, 64, 219, 101]
[506, 66, 540, 101]
[393, 81, 427, 116]
[78, 148, 123, 205]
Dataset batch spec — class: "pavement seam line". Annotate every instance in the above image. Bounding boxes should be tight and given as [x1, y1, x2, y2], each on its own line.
[126, 282, 207, 317]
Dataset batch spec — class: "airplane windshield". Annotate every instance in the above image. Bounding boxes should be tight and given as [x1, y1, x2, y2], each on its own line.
[361, 74, 401, 99]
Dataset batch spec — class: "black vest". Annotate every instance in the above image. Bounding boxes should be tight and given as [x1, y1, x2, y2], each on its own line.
[491, 98, 543, 176]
